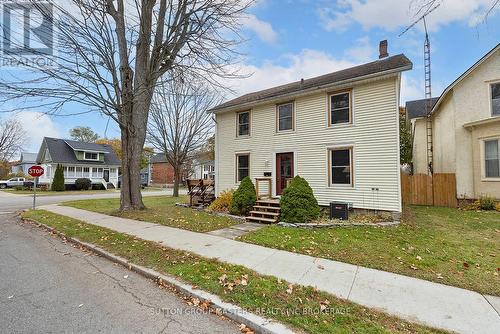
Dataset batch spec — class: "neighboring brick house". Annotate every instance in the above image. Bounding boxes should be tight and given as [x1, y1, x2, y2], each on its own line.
[149, 153, 175, 186]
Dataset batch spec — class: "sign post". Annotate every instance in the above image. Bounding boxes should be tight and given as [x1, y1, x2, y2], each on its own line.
[28, 166, 44, 210]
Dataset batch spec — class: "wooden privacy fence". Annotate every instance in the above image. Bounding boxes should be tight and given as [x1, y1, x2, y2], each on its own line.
[401, 173, 457, 207]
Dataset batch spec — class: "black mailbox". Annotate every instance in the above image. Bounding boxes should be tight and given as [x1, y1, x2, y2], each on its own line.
[264, 172, 272, 177]
[329, 202, 348, 220]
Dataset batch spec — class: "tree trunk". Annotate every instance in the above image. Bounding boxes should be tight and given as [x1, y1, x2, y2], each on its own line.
[172, 165, 180, 197]
[120, 124, 145, 211]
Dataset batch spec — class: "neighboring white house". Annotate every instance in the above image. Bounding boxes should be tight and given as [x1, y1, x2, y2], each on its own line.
[11, 152, 37, 175]
[36, 137, 120, 189]
[210, 43, 412, 214]
[191, 159, 215, 180]
[408, 43, 500, 200]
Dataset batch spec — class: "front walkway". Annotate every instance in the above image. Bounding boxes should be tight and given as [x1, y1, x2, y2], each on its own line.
[40, 204, 500, 334]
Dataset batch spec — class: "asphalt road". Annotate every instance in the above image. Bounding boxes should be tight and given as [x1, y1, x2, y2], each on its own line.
[0, 190, 239, 333]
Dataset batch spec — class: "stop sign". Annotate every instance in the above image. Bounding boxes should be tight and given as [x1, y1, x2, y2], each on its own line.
[28, 165, 44, 177]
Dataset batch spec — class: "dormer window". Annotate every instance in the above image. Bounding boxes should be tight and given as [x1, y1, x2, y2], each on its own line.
[84, 152, 98, 160]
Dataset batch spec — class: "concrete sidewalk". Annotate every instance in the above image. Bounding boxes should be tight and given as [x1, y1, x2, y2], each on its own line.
[40, 204, 500, 334]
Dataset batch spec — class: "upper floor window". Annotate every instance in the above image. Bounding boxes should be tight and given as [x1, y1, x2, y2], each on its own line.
[329, 147, 353, 186]
[491, 83, 500, 116]
[236, 153, 249, 182]
[84, 152, 98, 160]
[485, 139, 499, 178]
[329, 91, 352, 125]
[277, 102, 294, 131]
[237, 111, 250, 136]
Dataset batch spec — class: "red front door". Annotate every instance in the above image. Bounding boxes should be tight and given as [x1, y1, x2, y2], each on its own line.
[276, 152, 294, 195]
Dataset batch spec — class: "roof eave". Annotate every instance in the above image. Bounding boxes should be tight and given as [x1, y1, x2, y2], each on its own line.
[431, 43, 500, 115]
[209, 64, 412, 114]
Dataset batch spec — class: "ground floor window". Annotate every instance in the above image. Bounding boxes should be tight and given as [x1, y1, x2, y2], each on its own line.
[329, 147, 353, 186]
[76, 167, 83, 178]
[236, 154, 249, 182]
[110, 168, 117, 177]
[485, 139, 499, 178]
[83, 167, 90, 177]
[92, 167, 98, 178]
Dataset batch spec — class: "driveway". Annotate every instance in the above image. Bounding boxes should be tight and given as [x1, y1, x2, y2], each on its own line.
[0, 213, 238, 333]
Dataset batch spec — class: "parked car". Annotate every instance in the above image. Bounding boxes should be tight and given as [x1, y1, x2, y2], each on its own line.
[0, 177, 34, 189]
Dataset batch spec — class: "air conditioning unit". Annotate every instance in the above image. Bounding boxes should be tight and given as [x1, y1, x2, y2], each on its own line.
[329, 202, 349, 220]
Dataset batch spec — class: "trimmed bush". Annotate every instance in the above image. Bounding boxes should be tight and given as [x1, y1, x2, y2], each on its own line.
[478, 195, 496, 210]
[208, 189, 234, 212]
[51, 164, 65, 191]
[229, 177, 256, 216]
[75, 178, 92, 190]
[280, 176, 320, 224]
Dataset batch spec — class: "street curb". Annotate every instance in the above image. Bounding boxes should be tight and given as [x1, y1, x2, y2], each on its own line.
[23, 218, 296, 334]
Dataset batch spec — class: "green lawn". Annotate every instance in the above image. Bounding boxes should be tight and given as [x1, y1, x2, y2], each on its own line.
[22, 210, 446, 334]
[239, 206, 500, 295]
[63, 195, 237, 233]
[1, 189, 119, 196]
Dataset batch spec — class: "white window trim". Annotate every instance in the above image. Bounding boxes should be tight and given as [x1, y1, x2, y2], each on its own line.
[276, 101, 295, 133]
[326, 144, 355, 188]
[84, 151, 100, 161]
[489, 81, 500, 117]
[481, 137, 500, 181]
[236, 110, 251, 138]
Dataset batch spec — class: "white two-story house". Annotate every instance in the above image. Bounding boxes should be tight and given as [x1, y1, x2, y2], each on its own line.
[36, 137, 120, 189]
[210, 42, 412, 215]
[408, 43, 500, 200]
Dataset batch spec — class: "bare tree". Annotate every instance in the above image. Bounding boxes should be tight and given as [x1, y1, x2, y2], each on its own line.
[0, 0, 251, 210]
[148, 75, 218, 197]
[0, 119, 27, 162]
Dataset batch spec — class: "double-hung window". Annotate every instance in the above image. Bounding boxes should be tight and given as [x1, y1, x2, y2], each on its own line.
[491, 83, 500, 116]
[237, 111, 250, 136]
[276, 102, 294, 131]
[329, 91, 351, 125]
[236, 154, 249, 182]
[485, 139, 500, 178]
[329, 148, 353, 186]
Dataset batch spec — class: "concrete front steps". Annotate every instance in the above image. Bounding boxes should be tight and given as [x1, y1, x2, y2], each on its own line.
[246, 199, 280, 224]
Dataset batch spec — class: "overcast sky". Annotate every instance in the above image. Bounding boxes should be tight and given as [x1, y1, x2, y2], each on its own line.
[2, 0, 499, 154]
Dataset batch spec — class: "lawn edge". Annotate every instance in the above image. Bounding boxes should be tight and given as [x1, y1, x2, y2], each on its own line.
[21, 216, 296, 334]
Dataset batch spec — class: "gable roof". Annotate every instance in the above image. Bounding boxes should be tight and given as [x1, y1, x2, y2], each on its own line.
[431, 43, 500, 115]
[37, 137, 120, 165]
[209, 54, 412, 113]
[405, 97, 439, 119]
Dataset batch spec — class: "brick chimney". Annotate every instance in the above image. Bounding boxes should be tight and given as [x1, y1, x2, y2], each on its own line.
[379, 40, 388, 59]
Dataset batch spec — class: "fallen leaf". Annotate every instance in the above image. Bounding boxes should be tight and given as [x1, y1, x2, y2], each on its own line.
[317, 264, 325, 270]
[78, 304, 84, 308]
[286, 284, 294, 294]
[123, 275, 129, 279]
[416, 255, 422, 261]
[463, 262, 470, 269]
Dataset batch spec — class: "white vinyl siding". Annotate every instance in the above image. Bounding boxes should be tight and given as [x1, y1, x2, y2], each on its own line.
[216, 76, 401, 212]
